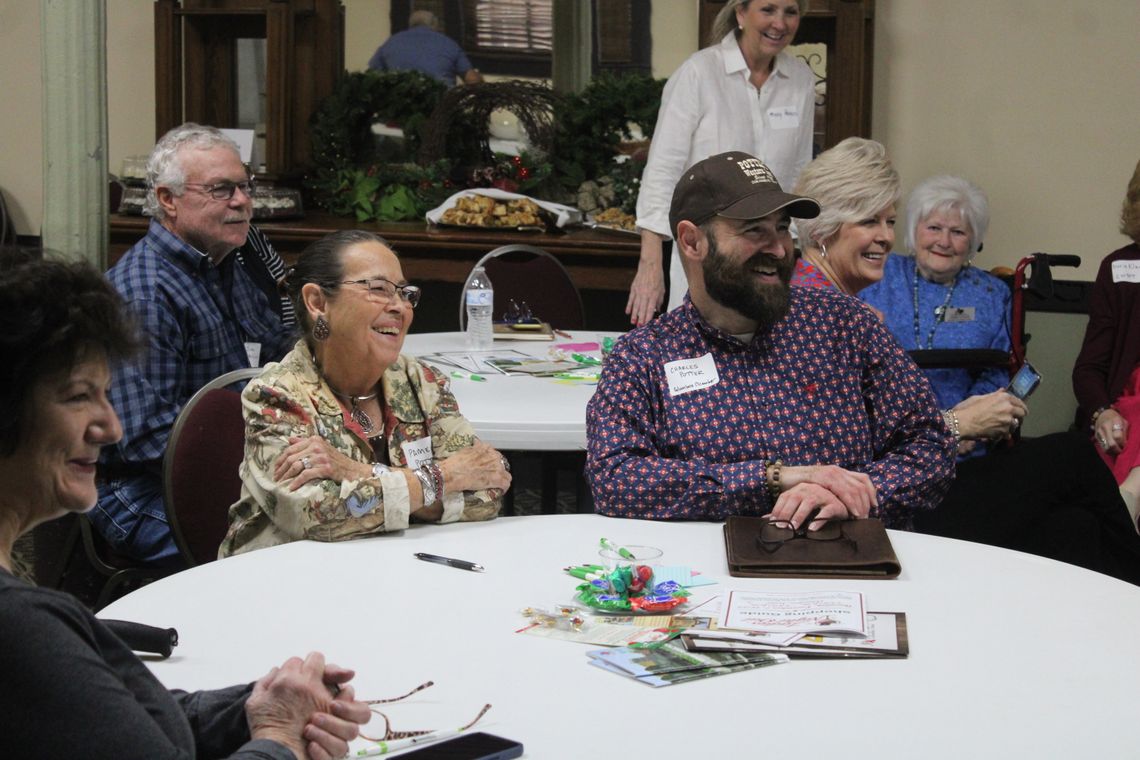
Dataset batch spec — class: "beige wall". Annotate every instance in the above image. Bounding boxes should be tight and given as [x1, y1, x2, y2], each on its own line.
[0, 1, 43, 236]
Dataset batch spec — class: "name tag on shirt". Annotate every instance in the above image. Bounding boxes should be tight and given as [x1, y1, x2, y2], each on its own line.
[1112, 260, 1140, 283]
[767, 106, 801, 130]
[941, 306, 975, 323]
[665, 353, 720, 397]
[401, 437, 433, 470]
[244, 341, 261, 367]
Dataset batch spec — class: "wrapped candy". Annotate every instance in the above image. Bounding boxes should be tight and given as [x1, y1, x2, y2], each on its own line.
[573, 565, 687, 613]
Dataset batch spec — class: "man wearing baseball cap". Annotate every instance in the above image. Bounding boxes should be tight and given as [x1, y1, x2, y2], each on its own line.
[586, 152, 954, 529]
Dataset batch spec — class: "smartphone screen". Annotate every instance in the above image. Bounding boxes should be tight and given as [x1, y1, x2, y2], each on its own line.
[391, 732, 524, 760]
[1007, 362, 1042, 400]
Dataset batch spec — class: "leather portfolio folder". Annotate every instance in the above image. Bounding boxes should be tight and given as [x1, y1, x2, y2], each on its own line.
[723, 516, 901, 579]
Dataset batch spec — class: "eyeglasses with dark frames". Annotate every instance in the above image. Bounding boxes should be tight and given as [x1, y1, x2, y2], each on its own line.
[182, 177, 257, 201]
[359, 680, 491, 743]
[340, 277, 422, 308]
[756, 518, 856, 554]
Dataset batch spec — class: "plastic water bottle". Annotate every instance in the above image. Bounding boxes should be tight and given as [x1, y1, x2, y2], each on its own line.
[465, 266, 494, 349]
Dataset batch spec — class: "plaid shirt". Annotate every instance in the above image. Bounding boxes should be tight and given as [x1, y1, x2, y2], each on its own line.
[102, 220, 294, 467]
[586, 290, 956, 529]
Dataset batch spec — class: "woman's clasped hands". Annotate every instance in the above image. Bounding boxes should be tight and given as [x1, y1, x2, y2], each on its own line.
[1094, 407, 1128, 454]
[438, 440, 512, 494]
[276, 436, 366, 492]
[245, 651, 371, 760]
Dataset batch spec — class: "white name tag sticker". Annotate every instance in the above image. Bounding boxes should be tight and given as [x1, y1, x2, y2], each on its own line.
[942, 306, 976, 323]
[664, 353, 720, 397]
[767, 106, 801, 130]
[1112, 260, 1140, 283]
[244, 341, 261, 367]
[401, 437, 433, 470]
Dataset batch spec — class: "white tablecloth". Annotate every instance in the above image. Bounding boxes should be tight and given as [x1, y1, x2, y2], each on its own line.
[102, 514, 1140, 759]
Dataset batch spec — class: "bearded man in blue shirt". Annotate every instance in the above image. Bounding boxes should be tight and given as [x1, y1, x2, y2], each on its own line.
[92, 124, 293, 564]
[586, 152, 955, 531]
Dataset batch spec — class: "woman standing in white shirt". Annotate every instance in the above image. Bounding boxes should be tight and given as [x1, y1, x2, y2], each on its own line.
[626, 0, 815, 326]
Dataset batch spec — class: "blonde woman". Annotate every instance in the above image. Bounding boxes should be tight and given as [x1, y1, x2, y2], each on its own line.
[627, 0, 815, 326]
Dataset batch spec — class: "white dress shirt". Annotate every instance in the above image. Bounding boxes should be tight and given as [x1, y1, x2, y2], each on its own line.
[636, 33, 816, 311]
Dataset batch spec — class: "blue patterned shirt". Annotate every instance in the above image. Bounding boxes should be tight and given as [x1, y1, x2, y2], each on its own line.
[102, 220, 294, 467]
[586, 290, 956, 529]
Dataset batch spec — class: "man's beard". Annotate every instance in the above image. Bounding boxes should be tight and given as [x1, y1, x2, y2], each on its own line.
[702, 233, 792, 328]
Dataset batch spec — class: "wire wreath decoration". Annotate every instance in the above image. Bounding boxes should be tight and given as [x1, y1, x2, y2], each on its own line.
[418, 80, 561, 168]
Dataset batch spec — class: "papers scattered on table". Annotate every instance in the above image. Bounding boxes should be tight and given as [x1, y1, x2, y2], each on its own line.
[719, 589, 867, 636]
[586, 641, 788, 687]
[420, 349, 533, 374]
[681, 612, 908, 659]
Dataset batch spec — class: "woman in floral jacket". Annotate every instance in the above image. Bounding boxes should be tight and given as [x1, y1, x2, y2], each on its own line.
[221, 231, 509, 557]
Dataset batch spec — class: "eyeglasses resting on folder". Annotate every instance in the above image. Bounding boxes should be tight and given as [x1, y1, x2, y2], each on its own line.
[756, 519, 857, 555]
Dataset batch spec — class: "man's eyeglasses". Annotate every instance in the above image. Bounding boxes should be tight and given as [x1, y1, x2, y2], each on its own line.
[756, 519, 856, 554]
[360, 680, 491, 743]
[341, 277, 422, 308]
[183, 177, 257, 201]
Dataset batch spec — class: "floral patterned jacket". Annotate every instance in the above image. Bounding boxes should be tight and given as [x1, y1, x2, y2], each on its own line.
[219, 340, 501, 557]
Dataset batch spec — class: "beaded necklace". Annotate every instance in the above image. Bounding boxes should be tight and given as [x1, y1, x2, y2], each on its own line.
[912, 265, 960, 349]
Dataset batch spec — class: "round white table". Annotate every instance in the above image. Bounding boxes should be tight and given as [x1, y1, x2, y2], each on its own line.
[101, 515, 1140, 759]
[402, 331, 618, 451]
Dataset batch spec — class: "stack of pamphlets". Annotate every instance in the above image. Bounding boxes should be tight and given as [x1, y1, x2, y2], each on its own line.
[586, 641, 788, 687]
[681, 590, 908, 659]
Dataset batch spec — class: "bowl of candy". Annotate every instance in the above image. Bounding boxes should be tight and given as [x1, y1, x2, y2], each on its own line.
[572, 542, 687, 613]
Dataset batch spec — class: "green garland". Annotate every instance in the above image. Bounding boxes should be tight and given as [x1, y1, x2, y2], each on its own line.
[551, 73, 666, 194]
[307, 70, 447, 216]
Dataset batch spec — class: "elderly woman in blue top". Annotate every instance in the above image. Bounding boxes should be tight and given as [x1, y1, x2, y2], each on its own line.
[860, 175, 1026, 457]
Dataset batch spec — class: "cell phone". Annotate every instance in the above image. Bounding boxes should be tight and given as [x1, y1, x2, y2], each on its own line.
[391, 732, 523, 760]
[1006, 361, 1042, 400]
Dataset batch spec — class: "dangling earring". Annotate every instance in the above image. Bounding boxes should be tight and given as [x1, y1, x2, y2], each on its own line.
[818, 241, 828, 259]
[312, 315, 330, 341]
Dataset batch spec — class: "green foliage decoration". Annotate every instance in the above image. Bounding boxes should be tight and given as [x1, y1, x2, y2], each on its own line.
[307, 70, 447, 216]
[551, 73, 665, 194]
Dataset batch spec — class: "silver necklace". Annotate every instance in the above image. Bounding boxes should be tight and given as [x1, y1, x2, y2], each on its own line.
[327, 386, 380, 435]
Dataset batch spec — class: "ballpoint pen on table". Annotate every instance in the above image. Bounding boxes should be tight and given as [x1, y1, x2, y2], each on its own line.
[450, 370, 487, 382]
[552, 327, 573, 339]
[355, 728, 464, 757]
[599, 537, 635, 560]
[414, 552, 485, 572]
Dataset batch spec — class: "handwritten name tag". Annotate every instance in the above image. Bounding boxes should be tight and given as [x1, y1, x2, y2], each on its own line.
[942, 306, 975, 323]
[401, 437, 433, 470]
[767, 106, 800, 130]
[665, 353, 720, 397]
[1112, 260, 1140, 283]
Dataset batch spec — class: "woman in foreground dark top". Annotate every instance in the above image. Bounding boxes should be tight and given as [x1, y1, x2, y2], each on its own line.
[0, 252, 370, 759]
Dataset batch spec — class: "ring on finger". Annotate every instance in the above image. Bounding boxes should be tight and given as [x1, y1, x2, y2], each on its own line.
[302, 455, 312, 470]
[1112, 423, 1124, 431]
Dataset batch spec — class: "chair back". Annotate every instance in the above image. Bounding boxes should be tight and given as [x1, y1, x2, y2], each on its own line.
[458, 245, 586, 331]
[163, 367, 261, 566]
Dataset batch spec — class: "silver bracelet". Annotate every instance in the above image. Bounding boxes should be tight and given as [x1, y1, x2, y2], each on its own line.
[371, 463, 390, 480]
[413, 467, 437, 505]
[942, 409, 961, 442]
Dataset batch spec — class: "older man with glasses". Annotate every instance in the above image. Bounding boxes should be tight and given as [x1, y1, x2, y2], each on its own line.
[92, 123, 294, 565]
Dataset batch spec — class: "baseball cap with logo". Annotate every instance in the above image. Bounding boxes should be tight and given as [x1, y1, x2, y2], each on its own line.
[668, 151, 820, 236]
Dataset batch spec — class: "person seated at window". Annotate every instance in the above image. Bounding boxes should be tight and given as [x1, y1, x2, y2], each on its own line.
[220, 231, 509, 557]
[0, 252, 370, 758]
[792, 144, 1140, 582]
[367, 10, 483, 86]
[1073, 159, 1140, 533]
